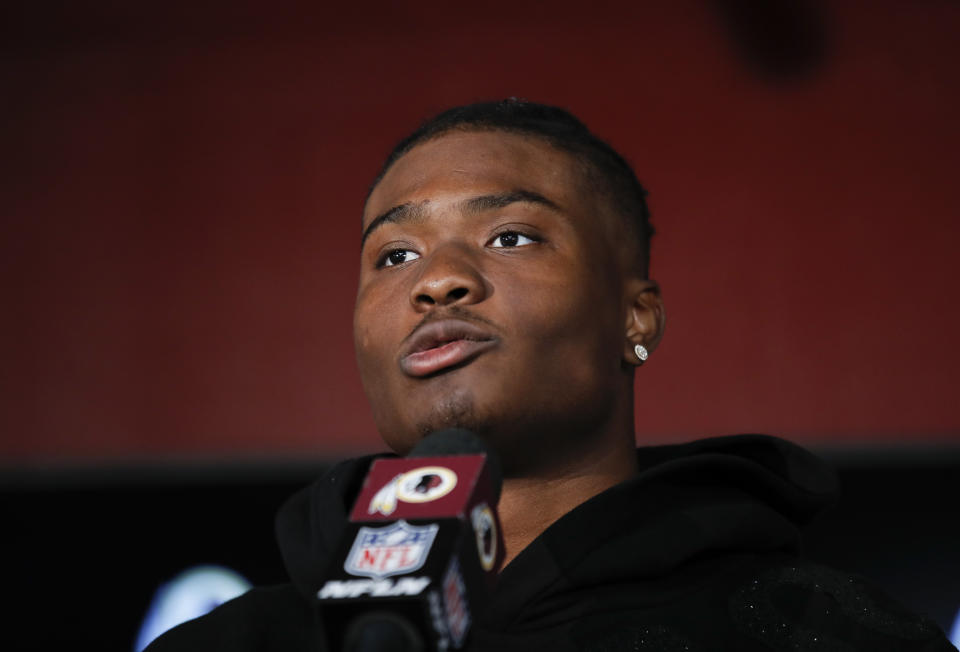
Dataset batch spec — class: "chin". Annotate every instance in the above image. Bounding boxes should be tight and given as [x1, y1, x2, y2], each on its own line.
[372, 386, 484, 454]
[413, 389, 482, 438]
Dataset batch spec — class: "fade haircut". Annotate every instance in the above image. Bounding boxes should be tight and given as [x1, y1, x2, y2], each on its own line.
[368, 99, 655, 278]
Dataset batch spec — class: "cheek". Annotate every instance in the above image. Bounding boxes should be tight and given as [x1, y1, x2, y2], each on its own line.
[353, 321, 372, 357]
[354, 280, 403, 351]
[510, 266, 620, 348]
[497, 288, 621, 401]
[354, 291, 396, 391]
[353, 321, 408, 448]
[353, 307, 376, 371]
[548, 274, 623, 383]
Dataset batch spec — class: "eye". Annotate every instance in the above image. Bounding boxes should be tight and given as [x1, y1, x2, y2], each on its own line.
[489, 231, 539, 248]
[379, 248, 421, 268]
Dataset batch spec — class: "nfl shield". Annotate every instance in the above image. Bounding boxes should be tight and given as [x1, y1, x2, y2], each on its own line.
[344, 520, 439, 579]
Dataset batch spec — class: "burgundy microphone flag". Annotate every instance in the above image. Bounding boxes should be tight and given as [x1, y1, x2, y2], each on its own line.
[350, 454, 502, 577]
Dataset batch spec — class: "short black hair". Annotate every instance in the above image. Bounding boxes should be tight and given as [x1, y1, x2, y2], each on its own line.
[369, 99, 654, 278]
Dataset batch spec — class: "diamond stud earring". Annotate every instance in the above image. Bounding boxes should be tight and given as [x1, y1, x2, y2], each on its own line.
[634, 344, 649, 364]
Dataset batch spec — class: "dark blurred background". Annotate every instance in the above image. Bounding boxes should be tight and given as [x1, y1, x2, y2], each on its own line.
[1, 0, 958, 649]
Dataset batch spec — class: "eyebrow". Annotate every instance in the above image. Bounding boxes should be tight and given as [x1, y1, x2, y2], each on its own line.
[360, 189, 560, 249]
[461, 189, 560, 215]
[360, 202, 428, 250]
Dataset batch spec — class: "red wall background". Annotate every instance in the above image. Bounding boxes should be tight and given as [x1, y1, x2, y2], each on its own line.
[2, 1, 958, 464]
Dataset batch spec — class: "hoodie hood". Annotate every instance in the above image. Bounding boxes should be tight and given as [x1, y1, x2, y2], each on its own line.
[274, 454, 387, 601]
[274, 435, 838, 631]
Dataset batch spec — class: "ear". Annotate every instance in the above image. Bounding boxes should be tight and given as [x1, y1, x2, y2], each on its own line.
[623, 279, 665, 365]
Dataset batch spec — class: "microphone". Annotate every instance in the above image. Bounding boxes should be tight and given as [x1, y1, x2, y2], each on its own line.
[317, 429, 504, 652]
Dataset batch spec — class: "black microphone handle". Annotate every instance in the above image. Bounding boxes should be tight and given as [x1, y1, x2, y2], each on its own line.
[342, 611, 425, 652]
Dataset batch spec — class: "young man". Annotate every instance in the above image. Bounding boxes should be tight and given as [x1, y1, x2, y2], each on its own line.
[148, 100, 955, 651]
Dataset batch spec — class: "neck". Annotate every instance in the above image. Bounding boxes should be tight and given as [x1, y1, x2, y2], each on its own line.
[495, 424, 638, 569]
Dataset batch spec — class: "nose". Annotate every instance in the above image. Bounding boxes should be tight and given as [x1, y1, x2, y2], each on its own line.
[410, 246, 488, 310]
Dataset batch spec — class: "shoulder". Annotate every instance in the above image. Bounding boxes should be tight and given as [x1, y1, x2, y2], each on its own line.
[723, 556, 955, 651]
[143, 584, 323, 652]
[568, 554, 955, 652]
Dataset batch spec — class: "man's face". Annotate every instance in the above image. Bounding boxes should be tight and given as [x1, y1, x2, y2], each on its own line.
[354, 130, 635, 466]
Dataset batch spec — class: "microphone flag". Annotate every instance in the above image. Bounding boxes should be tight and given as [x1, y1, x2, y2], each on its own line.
[317, 436, 503, 651]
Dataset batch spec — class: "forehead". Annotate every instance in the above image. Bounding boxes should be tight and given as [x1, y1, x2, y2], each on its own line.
[364, 130, 596, 226]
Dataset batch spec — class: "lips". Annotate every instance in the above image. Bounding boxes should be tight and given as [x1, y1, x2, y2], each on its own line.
[399, 319, 498, 377]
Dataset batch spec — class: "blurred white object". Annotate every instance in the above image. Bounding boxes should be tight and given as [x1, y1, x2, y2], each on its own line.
[950, 605, 960, 649]
[134, 564, 252, 651]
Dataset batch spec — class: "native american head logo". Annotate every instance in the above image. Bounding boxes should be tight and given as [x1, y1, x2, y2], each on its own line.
[367, 466, 458, 516]
[470, 503, 497, 571]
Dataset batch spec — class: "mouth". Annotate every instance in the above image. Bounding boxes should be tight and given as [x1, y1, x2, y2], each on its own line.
[399, 319, 499, 378]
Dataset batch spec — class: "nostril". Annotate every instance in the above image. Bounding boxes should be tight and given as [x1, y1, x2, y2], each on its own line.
[447, 287, 469, 301]
[416, 294, 436, 305]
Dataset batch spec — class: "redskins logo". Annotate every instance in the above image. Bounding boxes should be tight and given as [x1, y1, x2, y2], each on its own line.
[470, 503, 497, 571]
[368, 466, 458, 516]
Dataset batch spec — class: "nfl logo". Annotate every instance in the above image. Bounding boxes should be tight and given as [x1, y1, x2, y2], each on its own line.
[344, 520, 439, 579]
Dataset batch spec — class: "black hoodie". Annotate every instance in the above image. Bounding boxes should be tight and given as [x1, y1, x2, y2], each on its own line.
[146, 435, 955, 651]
